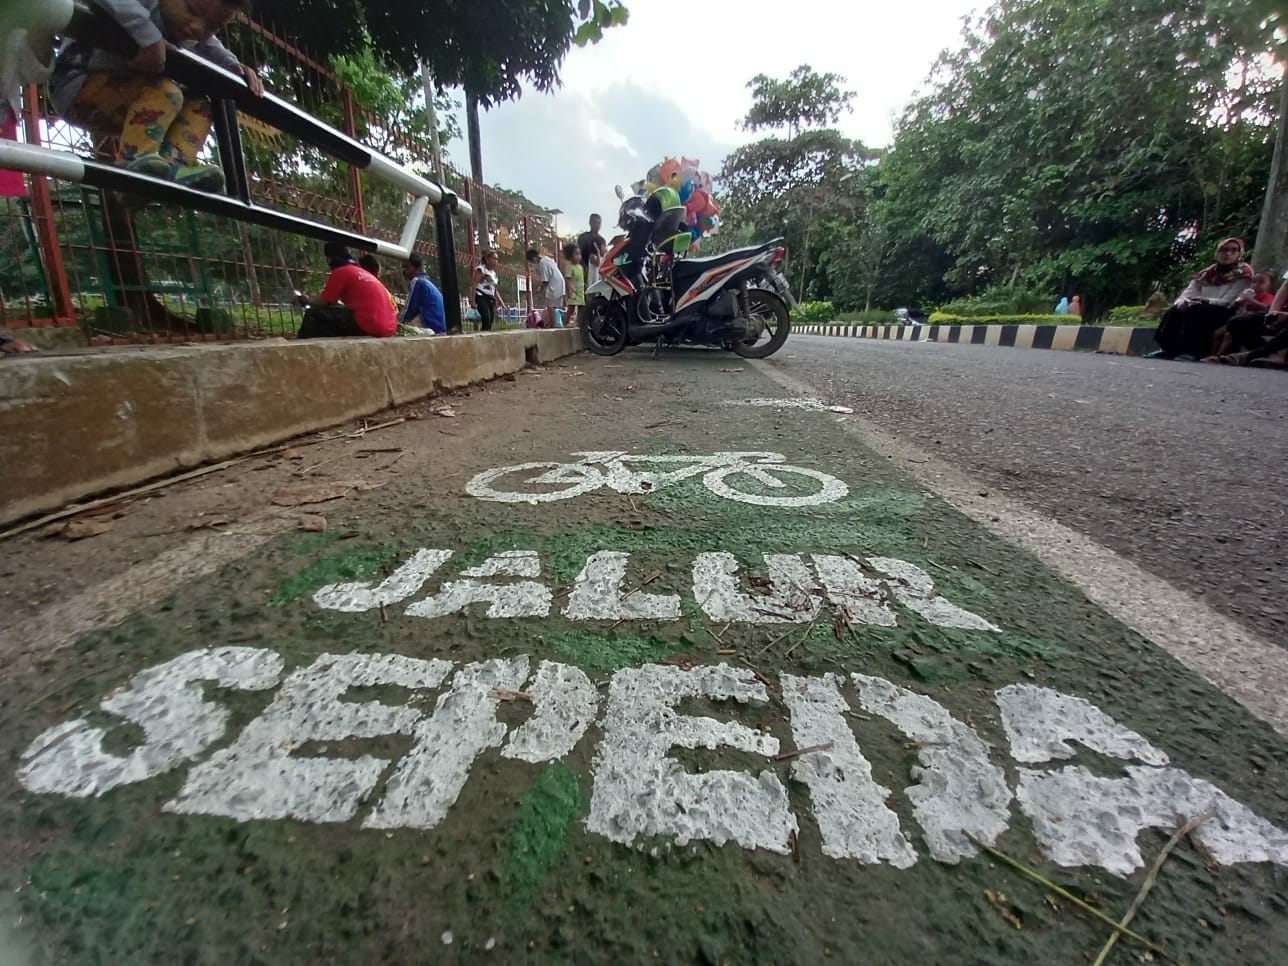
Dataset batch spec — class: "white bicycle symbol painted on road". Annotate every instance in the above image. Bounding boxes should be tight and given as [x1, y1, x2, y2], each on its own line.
[466, 452, 849, 507]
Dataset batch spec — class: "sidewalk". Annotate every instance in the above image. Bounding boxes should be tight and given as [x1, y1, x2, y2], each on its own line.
[0, 329, 581, 527]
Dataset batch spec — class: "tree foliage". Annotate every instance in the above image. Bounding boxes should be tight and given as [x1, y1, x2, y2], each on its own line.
[251, 0, 628, 105]
[742, 66, 853, 137]
[719, 66, 874, 301]
[331, 42, 460, 165]
[873, 0, 1279, 313]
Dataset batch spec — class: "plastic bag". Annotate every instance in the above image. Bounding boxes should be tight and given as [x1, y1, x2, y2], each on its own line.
[464, 307, 481, 322]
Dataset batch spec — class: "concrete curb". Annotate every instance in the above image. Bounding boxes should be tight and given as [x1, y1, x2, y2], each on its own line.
[796, 322, 1156, 355]
[0, 329, 583, 526]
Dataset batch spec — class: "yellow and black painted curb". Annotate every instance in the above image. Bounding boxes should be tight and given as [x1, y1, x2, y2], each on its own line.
[796, 322, 1156, 355]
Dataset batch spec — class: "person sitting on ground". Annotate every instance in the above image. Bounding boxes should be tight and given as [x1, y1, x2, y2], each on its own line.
[1204, 271, 1278, 361]
[50, 0, 265, 194]
[526, 247, 565, 329]
[294, 241, 396, 339]
[469, 250, 506, 332]
[1150, 238, 1253, 360]
[357, 252, 399, 314]
[400, 253, 446, 334]
[562, 242, 584, 327]
[1205, 272, 1288, 367]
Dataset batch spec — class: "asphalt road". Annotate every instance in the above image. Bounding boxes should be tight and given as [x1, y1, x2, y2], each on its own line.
[773, 336, 1288, 646]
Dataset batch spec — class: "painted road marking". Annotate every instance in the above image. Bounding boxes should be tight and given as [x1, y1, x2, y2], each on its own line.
[310, 547, 1001, 630]
[752, 362, 1288, 736]
[18, 650, 1288, 876]
[466, 451, 849, 507]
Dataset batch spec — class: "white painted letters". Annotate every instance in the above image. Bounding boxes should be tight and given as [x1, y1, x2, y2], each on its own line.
[780, 673, 916, 866]
[364, 657, 530, 829]
[165, 653, 451, 823]
[997, 684, 1288, 875]
[587, 663, 797, 853]
[563, 551, 681, 621]
[18, 647, 284, 798]
[853, 675, 1011, 863]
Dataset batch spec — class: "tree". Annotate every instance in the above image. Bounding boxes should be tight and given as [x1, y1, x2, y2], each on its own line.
[876, 0, 1278, 313]
[742, 66, 853, 138]
[331, 41, 460, 167]
[252, 1, 630, 246]
[719, 66, 874, 304]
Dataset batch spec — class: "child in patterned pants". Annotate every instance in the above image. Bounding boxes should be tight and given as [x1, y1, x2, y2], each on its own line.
[50, 0, 264, 192]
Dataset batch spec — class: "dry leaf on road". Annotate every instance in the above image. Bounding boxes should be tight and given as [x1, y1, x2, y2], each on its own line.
[271, 481, 364, 507]
[280, 448, 304, 460]
[296, 514, 327, 532]
[435, 407, 458, 418]
[187, 515, 230, 531]
[62, 517, 116, 540]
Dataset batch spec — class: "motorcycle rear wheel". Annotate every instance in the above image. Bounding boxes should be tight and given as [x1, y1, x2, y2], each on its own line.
[582, 296, 628, 356]
[730, 290, 791, 359]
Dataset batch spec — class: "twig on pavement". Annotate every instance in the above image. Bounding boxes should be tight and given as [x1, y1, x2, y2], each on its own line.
[1091, 812, 1213, 966]
[773, 741, 833, 762]
[962, 833, 1165, 955]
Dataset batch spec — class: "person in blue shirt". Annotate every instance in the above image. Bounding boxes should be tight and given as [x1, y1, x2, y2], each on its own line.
[400, 253, 446, 334]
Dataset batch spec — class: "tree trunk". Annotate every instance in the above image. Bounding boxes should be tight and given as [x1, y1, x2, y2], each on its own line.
[465, 90, 489, 250]
[1255, 68, 1288, 274]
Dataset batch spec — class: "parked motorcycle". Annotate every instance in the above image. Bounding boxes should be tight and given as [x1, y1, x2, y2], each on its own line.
[580, 185, 794, 359]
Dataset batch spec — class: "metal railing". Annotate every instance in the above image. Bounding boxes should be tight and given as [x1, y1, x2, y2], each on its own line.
[0, 2, 565, 343]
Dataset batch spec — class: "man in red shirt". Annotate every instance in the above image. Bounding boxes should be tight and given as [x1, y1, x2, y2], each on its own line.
[295, 242, 397, 339]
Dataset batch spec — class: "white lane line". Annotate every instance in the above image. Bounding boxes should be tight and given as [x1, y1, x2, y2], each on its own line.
[752, 361, 1288, 737]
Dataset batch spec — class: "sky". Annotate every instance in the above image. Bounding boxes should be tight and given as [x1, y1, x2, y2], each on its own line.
[445, 0, 979, 236]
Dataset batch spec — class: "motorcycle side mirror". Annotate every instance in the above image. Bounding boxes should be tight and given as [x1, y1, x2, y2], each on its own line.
[614, 184, 625, 201]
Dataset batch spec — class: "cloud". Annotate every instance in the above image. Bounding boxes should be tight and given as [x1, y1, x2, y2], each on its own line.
[447, 81, 735, 236]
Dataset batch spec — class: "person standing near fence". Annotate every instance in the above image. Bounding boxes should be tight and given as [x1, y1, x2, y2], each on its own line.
[400, 253, 446, 334]
[469, 250, 506, 331]
[562, 242, 584, 326]
[50, 0, 265, 193]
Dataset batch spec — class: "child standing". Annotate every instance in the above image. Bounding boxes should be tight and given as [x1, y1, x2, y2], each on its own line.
[50, 0, 264, 193]
[562, 241, 584, 326]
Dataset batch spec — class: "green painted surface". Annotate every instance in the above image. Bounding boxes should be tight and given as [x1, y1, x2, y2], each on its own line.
[269, 544, 398, 606]
[505, 764, 580, 910]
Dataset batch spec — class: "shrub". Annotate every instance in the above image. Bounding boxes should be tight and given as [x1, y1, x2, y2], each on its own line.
[934, 285, 1054, 317]
[790, 300, 835, 323]
[833, 310, 898, 324]
[928, 313, 1075, 325]
[1106, 305, 1148, 324]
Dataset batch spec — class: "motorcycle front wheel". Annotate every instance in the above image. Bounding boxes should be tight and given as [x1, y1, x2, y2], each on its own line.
[730, 290, 791, 359]
[582, 296, 628, 356]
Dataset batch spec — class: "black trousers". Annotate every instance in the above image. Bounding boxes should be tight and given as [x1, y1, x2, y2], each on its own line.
[1225, 311, 1272, 351]
[476, 293, 496, 331]
[297, 305, 367, 339]
[1154, 302, 1234, 357]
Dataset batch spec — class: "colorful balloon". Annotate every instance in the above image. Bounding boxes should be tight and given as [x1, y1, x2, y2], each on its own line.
[679, 179, 695, 203]
[659, 158, 681, 188]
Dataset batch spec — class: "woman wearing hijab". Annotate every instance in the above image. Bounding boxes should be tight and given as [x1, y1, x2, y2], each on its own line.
[1150, 238, 1252, 360]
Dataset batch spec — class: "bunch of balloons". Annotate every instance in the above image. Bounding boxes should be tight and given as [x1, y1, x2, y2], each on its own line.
[634, 156, 721, 250]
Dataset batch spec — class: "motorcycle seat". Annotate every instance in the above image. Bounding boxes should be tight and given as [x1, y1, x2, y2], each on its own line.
[672, 238, 784, 289]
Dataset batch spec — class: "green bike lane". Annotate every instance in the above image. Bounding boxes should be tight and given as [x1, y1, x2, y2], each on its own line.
[2, 352, 1287, 964]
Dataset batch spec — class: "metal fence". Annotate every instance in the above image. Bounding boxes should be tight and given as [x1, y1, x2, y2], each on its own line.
[0, 13, 564, 345]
